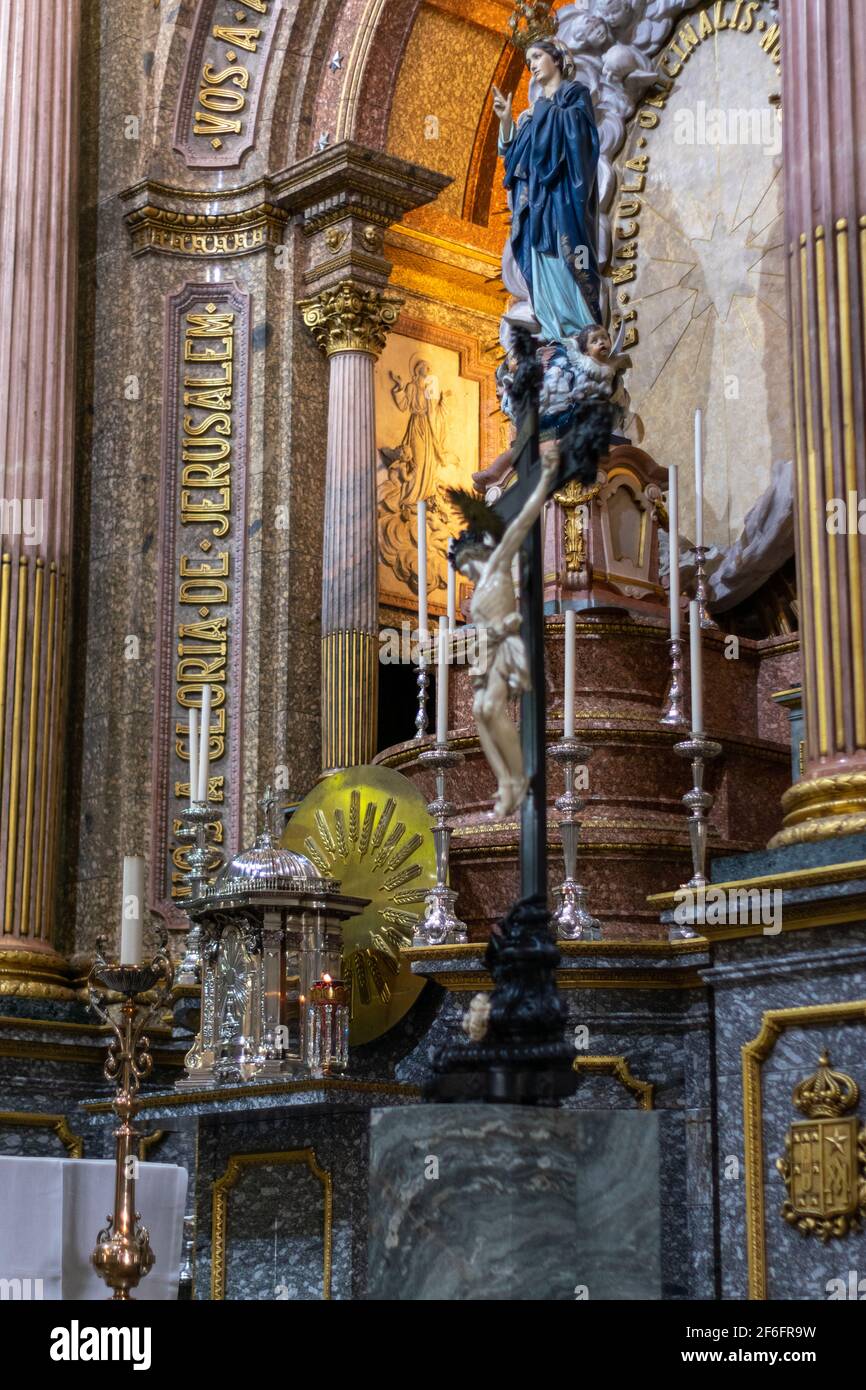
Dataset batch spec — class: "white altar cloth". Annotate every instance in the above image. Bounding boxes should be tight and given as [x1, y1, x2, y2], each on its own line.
[0, 1156, 187, 1300]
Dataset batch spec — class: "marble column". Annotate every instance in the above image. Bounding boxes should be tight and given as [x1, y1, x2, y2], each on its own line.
[772, 0, 866, 846]
[300, 284, 402, 771]
[277, 143, 450, 773]
[0, 0, 80, 995]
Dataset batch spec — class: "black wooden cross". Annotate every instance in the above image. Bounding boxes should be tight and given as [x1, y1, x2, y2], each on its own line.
[431, 334, 612, 1104]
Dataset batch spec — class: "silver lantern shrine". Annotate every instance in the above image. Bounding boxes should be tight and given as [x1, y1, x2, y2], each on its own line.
[178, 790, 368, 1088]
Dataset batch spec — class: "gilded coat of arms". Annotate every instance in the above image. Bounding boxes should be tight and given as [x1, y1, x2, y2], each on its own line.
[776, 1052, 866, 1242]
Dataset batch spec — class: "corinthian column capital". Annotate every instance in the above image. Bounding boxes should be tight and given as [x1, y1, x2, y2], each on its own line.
[299, 281, 404, 358]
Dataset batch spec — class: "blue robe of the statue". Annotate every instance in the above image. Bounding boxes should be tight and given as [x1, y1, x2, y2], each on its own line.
[501, 80, 601, 344]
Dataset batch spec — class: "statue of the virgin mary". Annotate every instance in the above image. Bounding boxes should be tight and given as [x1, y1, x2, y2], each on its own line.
[493, 37, 601, 346]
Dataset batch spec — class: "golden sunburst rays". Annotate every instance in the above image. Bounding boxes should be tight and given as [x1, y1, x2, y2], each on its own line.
[281, 768, 437, 1045]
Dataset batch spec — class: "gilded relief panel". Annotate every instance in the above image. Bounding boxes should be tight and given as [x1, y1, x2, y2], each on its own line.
[375, 326, 482, 616]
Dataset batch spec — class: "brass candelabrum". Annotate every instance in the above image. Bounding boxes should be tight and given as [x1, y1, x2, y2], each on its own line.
[549, 738, 600, 940]
[414, 743, 467, 945]
[175, 800, 222, 984]
[88, 934, 174, 1300]
[669, 734, 722, 942]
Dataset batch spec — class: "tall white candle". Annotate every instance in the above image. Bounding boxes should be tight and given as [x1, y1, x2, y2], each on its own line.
[689, 599, 704, 734]
[694, 408, 704, 549]
[668, 464, 681, 641]
[189, 706, 199, 806]
[436, 616, 449, 745]
[564, 608, 576, 739]
[447, 560, 456, 629]
[417, 500, 428, 650]
[120, 855, 145, 967]
[198, 683, 211, 803]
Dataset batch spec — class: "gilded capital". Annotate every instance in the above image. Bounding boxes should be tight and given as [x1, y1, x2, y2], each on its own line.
[299, 281, 403, 357]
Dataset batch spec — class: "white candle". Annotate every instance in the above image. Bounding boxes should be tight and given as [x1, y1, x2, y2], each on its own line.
[689, 599, 703, 734]
[447, 560, 456, 629]
[436, 616, 449, 745]
[198, 683, 211, 803]
[417, 500, 428, 651]
[668, 464, 681, 641]
[120, 855, 145, 966]
[189, 706, 199, 806]
[694, 408, 704, 549]
[564, 608, 576, 739]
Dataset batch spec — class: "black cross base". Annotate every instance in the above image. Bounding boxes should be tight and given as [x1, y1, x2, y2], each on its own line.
[429, 335, 614, 1105]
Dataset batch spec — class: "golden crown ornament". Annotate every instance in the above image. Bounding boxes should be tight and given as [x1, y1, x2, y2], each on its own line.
[793, 1052, 860, 1119]
[507, 0, 557, 50]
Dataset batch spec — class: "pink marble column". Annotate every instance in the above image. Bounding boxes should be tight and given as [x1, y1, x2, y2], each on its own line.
[300, 281, 404, 772]
[0, 0, 80, 992]
[772, 0, 866, 845]
[320, 349, 379, 771]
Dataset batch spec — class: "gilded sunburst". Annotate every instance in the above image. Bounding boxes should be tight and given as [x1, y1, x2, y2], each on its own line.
[281, 766, 437, 1045]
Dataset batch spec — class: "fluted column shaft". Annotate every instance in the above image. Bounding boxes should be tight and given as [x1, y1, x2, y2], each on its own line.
[773, 0, 866, 846]
[300, 281, 403, 772]
[0, 0, 79, 987]
[321, 349, 379, 770]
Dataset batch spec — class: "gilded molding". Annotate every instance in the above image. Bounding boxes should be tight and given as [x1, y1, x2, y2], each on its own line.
[771, 771, 866, 847]
[138, 1130, 168, 1162]
[742, 1001, 866, 1300]
[211, 1149, 332, 1300]
[648, 855, 866, 909]
[573, 1055, 655, 1109]
[423, 967, 702, 991]
[0, 948, 76, 1001]
[404, 939, 700, 961]
[0, 1111, 84, 1158]
[124, 202, 289, 258]
[82, 1076, 422, 1114]
[0, 1038, 182, 1068]
[299, 281, 404, 357]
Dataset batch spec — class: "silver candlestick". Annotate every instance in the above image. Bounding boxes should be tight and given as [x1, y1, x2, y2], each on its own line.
[693, 546, 718, 629]
[549, 738, 600, 940]
[669, 734, 722, 941]
[174, 800, 222, 984]
[659, 635, 688, 729]
[413, 744, 467, 945]
[415, 651, 430, 739]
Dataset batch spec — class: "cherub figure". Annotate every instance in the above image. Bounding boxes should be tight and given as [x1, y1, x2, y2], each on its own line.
[563, 323, 644, 441]
[448, 446, 560, 819]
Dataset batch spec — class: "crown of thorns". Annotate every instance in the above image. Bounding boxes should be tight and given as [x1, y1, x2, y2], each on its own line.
[446, 489, 505, 567]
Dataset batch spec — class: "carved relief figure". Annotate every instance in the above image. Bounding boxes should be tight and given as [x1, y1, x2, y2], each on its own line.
[377, 343, 477, 605]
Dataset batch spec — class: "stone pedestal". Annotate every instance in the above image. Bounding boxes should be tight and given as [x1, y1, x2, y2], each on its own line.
[367, 1104, 661, 1301]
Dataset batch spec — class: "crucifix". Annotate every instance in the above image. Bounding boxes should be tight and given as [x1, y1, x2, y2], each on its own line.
[432, 331, 612, 1104]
